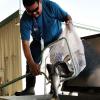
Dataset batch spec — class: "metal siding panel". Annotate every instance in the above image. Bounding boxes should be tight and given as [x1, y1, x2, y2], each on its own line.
[0, 16, 22, 95]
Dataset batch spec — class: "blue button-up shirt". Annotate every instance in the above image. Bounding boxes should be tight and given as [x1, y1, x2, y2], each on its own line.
[20, 0, 69, 46]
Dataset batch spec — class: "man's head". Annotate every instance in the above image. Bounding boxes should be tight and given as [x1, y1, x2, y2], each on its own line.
[23, 0, 42, 17]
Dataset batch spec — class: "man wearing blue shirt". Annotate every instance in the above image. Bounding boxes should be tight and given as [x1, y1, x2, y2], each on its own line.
[15, 0, 72, 95]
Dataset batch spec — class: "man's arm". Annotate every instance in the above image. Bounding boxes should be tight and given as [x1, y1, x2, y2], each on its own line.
[64, 15, 73, 32]
[22, 40, 40, 75]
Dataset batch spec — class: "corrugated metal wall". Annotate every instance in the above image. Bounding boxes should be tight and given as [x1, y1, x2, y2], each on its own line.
[0, 16, 22, 95]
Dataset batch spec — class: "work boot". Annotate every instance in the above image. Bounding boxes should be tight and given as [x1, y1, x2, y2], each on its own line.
[15, 87, 35, 96]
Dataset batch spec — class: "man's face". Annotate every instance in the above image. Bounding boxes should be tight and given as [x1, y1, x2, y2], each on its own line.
[25, 1, 42, 17]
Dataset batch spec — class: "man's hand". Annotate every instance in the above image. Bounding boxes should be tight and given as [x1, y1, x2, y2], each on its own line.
[65, 15, 72, 24]
[29, 63, 40, 76]
[22, 40, 40, 76]
[65, 15, 73, 32]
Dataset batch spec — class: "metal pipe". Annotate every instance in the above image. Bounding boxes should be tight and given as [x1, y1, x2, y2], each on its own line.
[0, 72, 48, 89]
[0, 73, 31, 89]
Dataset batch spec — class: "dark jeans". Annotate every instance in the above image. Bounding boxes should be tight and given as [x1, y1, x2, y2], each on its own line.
[26, 40, 41, 89]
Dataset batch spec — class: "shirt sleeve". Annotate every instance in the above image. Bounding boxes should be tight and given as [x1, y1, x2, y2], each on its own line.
[20, 16, 31, 41]
[48, 1, 69, 22]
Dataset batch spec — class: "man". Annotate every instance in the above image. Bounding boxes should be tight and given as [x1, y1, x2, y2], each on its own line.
[15, 0, 72, 95]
